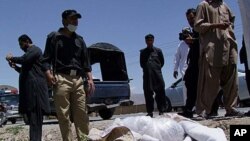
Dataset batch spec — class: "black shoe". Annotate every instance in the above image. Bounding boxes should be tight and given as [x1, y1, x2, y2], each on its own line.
[207, 111, 218, 117]
[159, 112, 164, 115]
[225, 110, 244, 117]
[178, 111, 193, 118]
[146, 113, 153, 118]
[244, 110, 250, 117]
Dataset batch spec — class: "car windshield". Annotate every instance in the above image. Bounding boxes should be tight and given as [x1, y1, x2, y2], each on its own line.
[0, 95, 19, 105]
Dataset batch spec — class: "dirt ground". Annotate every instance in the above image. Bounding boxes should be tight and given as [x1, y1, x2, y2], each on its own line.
[0, 116, 250, 141]
[197, 116, 250, 140]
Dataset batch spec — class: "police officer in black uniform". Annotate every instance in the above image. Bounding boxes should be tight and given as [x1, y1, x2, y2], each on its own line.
[42, 10, 95, 141]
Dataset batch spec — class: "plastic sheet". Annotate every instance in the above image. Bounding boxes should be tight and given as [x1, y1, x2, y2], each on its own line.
[121, 116, 185, 141]
[87, 114, 227, 141]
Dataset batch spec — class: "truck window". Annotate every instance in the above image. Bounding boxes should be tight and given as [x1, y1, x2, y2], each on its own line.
[92, 63, 102, 81]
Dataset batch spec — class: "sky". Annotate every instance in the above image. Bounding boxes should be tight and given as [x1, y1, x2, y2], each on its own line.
[0, 0, 245, 94]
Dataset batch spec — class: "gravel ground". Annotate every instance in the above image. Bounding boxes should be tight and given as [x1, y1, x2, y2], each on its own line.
[0, 116, 250, 141]
[197, 116, 250, 140]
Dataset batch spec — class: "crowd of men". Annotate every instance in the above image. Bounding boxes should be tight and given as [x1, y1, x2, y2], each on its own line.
[142, 0, 250, 119]
[4, 0, 250, 141]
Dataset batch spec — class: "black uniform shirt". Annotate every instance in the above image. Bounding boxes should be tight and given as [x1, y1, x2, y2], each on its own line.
[43, 28, 91, 74]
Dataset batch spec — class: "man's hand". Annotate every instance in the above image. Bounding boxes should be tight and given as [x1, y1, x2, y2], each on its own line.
[212, 22, 230, 30]
[184, 34, 193, 45]
[87, 79, 95, 96]
[6, 53, 13, 61]
[6, 54, 16, 69]
[173, 71, 178, 79]
[85, 72, 95, 96]
[8, 61, 17, 69]
[45, 70, 57, 86]
[217, 22, 230, 30]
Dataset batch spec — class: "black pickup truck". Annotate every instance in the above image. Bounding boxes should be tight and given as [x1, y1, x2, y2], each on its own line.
[86, 42, 133, 119]
[47, 42, 133, 120]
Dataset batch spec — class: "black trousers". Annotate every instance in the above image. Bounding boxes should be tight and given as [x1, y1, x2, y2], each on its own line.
[184, 69, 198, 112]
[27, 108, 43, 141]
[144, 88, 167, 113]
[244, 63, 250, 95]
[185, 81, 198, 112]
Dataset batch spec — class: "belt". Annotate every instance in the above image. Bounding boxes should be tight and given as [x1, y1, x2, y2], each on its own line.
[56, 69, 82, 76]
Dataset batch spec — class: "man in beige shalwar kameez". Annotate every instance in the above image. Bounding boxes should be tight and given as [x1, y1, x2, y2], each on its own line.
[194, 0, 243, 117]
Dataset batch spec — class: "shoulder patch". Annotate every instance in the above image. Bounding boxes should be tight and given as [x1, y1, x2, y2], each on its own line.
[75, 39, 82, 47]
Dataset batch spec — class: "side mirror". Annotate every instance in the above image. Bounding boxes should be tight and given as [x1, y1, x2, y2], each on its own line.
[128, 78, 133, 82]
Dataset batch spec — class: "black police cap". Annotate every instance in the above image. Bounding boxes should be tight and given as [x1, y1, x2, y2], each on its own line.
[62, 9, 82, 19]
[145, 34, 154, 39]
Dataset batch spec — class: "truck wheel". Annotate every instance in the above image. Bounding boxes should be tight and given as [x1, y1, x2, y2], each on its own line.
[98, 108, 115, 120]
[165, 97, 172, 112]
[10, 118, 16, 124]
